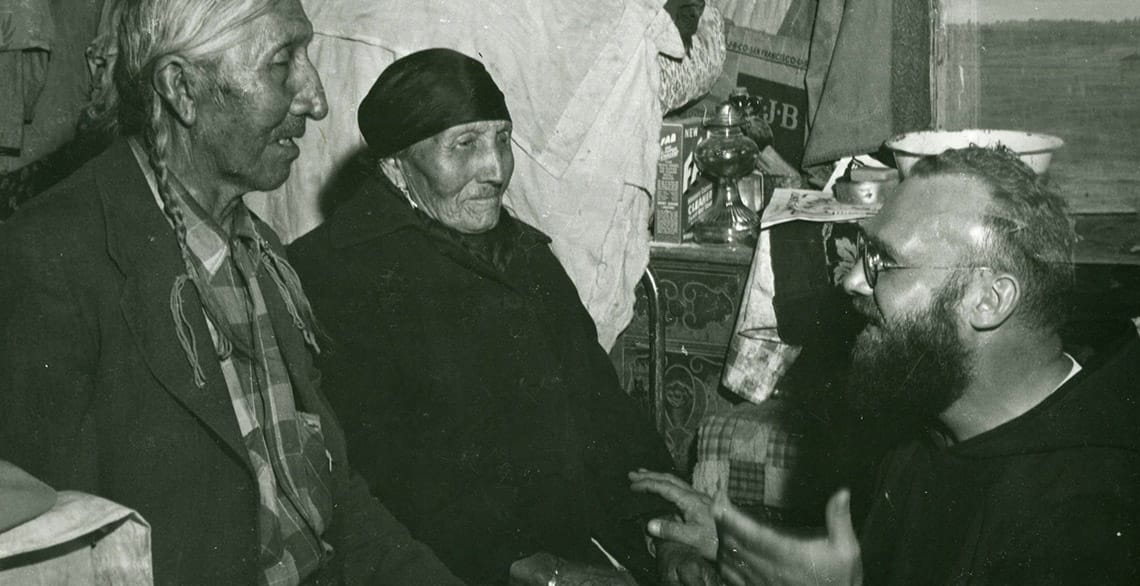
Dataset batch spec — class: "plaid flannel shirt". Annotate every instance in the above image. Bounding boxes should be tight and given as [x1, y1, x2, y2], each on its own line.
[174, 189, 334, 586]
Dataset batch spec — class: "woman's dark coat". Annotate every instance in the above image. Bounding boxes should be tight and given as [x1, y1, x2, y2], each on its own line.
[288, 172, 674, 585]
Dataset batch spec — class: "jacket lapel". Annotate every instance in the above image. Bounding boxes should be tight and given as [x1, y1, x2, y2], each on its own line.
[98, 141, 251, 470]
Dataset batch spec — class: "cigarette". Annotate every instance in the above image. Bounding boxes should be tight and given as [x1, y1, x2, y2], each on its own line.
[590, 537, 627, 571]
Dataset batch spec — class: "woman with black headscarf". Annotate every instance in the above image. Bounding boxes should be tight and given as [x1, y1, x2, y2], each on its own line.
[289, 49, 708, 586]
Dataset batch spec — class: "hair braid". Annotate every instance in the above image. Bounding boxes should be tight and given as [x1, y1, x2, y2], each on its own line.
[113, 0, 288, 386]
[144, 92, 249, 377]
[145, 96, 190, 252]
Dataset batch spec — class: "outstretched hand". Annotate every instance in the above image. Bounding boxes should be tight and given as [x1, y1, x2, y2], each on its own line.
[656, 540, 721, 586]
[714, 489, 863, 586]
[629, 469, 718, 560]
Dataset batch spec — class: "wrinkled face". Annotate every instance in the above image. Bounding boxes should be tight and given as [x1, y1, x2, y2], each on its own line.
[191, 0, 327, 194]
[400, 120, 514, 234]
[842, 174, 993, 418]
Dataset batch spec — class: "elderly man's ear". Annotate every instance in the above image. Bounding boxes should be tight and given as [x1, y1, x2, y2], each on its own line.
[152, 55, 200, 128]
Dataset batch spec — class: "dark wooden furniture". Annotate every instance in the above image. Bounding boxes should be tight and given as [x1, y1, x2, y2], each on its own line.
[613, 242, 755, 471]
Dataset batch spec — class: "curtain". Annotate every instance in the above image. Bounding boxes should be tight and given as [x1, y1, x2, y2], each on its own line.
[0, 0, 54, 156]
[802, 0, 931, 166]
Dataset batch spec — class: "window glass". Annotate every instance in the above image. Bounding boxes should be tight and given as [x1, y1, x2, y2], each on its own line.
[939, 0, 1140, 214]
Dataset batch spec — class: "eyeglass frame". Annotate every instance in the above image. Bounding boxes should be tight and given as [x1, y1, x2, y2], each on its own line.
[857, 231, 992, 289]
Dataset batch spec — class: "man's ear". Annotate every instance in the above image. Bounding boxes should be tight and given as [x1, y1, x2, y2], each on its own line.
[968, 271, 1020, 331]
[152, 55, 198, 128]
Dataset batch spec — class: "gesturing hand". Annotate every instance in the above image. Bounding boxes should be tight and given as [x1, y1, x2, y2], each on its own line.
[656, 540, 722, 586]
[714, 489, 863, 586]
[629, 469, 717, 560]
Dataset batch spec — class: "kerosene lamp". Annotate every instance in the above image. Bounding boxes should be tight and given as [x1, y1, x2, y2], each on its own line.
[690, 101, 761, 245]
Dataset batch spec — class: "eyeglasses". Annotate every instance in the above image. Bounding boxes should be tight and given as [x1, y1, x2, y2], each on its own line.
[858, 232, 990, 289]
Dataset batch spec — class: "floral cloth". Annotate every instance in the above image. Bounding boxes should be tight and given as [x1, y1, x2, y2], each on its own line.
[658, 4, 727, 113]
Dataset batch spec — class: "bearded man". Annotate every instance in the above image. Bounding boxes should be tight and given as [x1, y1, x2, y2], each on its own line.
[0, 1, 461, 584]
[632, 146, 1140, 585]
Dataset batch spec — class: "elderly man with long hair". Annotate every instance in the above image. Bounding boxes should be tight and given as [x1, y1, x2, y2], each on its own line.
[0, 1, 462, 584]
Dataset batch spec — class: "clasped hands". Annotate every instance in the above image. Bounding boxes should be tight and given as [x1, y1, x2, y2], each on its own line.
[629, 470, 863, 586]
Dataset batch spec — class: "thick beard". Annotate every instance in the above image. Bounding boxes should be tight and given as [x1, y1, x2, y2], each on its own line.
[846, 279, 974, 423]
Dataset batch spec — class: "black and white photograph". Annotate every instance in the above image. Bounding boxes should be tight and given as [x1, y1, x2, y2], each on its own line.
[1, 0, 1137, 584]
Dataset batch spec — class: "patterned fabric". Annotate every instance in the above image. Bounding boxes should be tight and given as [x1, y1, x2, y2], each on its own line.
[658, 4, 726, 113]
[0, 0, 53, 154]
[692, 399, 822, 522]
[0, 130, 111, 221]
[172, 187, 333, 586]
[822, 222, 860, 286]
[0, 160, 38, 219]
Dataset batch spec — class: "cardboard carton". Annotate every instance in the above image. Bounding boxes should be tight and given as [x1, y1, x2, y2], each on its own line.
[653, 117, 705, 242]
[683, 178, 715, 231]
[709, 20, 811, 167]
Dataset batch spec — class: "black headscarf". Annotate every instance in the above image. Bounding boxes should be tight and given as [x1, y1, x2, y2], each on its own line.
[358, 48, 512, 157]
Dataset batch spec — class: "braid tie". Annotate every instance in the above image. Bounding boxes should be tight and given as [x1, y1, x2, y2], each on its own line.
[144, 96, 247, 378]
[145, 98, 212, 386]
[261, 243, 323, 355]
[170, 275, 207, 388]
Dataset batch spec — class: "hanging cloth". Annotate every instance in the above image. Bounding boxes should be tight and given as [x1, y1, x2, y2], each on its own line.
[0, 0, 54, 155]
[802, 0, 930, 166]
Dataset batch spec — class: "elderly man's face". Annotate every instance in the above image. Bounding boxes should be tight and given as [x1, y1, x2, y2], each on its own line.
[191, 0, 327, 195]
[401, 120, 514, 234]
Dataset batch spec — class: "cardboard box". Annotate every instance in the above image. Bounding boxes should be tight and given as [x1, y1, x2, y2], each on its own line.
[653, 117, 705, 242]
[683, 178, 715, 231]
[709, 21, 811, 167]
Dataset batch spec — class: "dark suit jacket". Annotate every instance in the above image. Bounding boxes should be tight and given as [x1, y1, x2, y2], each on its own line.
[0, 140, 462, 585]
[289, 172, 674, 585]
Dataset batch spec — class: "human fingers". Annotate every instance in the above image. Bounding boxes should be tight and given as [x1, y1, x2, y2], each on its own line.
[711, 491, 772, 548]
[717, 551, 749, 586]
[825, 489, 858, 551]
[628, 469, 694, 491]
[648, 518, 717, 559]
[718, 533, 773, 586]
[631, 478, 707, 512]
[675, 556, 720, 586]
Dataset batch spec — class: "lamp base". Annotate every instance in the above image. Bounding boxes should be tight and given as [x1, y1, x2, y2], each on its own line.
[691, 221, 758, 246]
[691, 182, 759, 245]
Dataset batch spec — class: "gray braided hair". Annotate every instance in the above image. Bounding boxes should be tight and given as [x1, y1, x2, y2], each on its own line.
[103, 0, 325, 386]
[105, 0, 278, 243]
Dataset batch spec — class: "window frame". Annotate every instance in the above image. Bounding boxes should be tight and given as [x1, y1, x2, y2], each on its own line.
[929, 0, 1137, 216]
